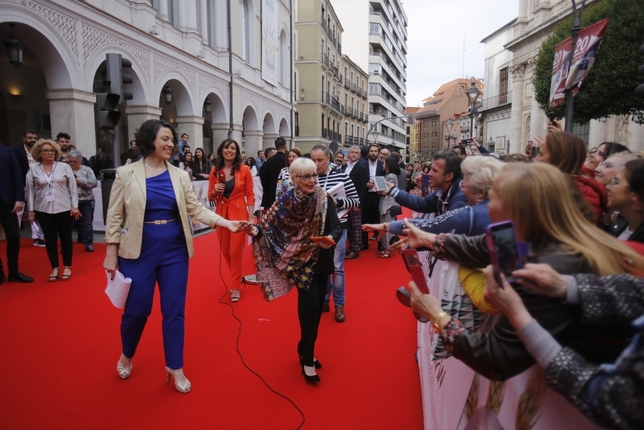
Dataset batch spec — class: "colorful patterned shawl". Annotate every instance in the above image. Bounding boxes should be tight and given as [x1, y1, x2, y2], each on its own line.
[253, 186, 328, 301]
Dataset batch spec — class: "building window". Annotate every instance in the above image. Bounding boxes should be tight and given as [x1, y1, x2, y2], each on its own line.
[242, 0, 250, 62]
[572, 122, 590, 145]
[168, 0, 179, 28]
[499, 67, 509, 104]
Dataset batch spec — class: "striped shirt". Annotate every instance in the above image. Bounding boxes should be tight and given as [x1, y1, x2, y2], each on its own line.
[277, 165, 360, 224]
[318, 166, 360, 224]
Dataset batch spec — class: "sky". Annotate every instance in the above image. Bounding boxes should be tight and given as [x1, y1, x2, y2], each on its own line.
[402, 0, 519, 107]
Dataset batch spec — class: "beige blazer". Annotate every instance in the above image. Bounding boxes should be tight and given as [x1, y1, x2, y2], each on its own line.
[104, 159, 222, 259]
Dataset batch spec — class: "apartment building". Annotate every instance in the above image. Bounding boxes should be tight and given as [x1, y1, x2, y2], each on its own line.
[332, 0, 408, 152]
[413, 78, 483, 158]
[294, 0, 344, 153]
[340, 55, 369, 149]
[479, 19, 515, 154]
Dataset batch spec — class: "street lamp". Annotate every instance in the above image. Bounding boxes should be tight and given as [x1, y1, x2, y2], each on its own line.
[444, 119, 455, 148]
[162, 85, 173, 105]
[5, 24, 24, 68]
[565, 0, 587, 132]
[465, 82, 481, 143]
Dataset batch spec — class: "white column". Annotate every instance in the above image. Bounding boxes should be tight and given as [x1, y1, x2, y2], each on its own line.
[158, 0, 169, 21]
[200, 0, 209, 44]
[211, 122, 229, 152]
[243, 130, 263, 158]
[508, 64, 526, 154]
[124, 105, 164, 143]
[628, 120, 644, 152]
[175, 115, 205, 151]
[180, 0, 199, 32]
[45, 89, 96, 157]
[588, 119, 608, 149]
[263, 133, 279, 149]
[231, 124, 243, 145]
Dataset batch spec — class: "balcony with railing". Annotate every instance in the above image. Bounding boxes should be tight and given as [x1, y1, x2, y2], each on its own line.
[321, 18, 327, 33]
[344, 78, 351, 90]
[480, 91, 512, 111]
[322, 127, 328, 139]
[323, 54, 330, 69]
[295, 125, 299, 136]
[325, 92, 341, 113]
[351, 82, 357, 93]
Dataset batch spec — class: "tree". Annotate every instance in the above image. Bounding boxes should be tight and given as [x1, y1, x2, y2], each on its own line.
[532, 0, 644, 125]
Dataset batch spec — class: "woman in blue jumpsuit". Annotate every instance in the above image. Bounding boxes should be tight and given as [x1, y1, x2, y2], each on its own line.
[104, 119, 245, 393]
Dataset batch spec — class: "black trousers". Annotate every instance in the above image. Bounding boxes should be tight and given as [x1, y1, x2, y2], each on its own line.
[296, 274, 328, 367]
[0, 202, 21, 274]
[362, 192, 381, 246]
[35, 211, 74, 268]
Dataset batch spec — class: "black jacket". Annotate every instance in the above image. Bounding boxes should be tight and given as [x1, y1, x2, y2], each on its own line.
[0, 145, 25, 206]
[346, 161, 370, 205]
[11, 145, 30, 182]
[260, 151, 287, 208]
[610, 217, 644, 243]
[313, 196, 343, 275]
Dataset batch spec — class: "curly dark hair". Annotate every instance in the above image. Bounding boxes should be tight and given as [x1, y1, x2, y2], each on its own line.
[214, 139, 243, 174]
[134, 119, 178, 157]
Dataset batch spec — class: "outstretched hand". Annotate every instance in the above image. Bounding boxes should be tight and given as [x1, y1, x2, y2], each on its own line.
[401, 218, 435, 250]
[512, 263, 567, 298]
[483, 266, 532, 330]
[362, 223, 386, 233]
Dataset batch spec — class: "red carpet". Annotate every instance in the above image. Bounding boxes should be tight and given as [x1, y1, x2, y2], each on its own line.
[0, 230, 423, 429]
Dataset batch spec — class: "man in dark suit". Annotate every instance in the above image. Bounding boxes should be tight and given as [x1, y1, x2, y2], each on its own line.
[0, 142, 33, 284]
[362, 144, 385, 250]
[344, 145, 369, 259]
[260, 137, 287, 212]
[13, 131, 46, 248]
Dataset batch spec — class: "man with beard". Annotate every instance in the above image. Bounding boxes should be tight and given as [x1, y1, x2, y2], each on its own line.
[13, 131, 46, 248]
[344, 145, 369, 259]
[56, 132, 72, 163]
[362, 144, 384, 249]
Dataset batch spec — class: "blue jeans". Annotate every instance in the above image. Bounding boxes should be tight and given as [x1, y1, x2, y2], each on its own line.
[325, 228, 347, 307]
[74, 200, 95, 247]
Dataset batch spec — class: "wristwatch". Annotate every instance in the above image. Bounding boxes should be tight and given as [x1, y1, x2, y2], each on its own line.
[432, 311, 448, 333]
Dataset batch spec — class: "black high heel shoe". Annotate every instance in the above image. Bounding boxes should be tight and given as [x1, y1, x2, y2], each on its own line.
[301, 365, 320, 382]
[299, 355, 322, 369]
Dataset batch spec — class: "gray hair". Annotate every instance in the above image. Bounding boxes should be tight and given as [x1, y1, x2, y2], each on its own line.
[69, 148, 83, 159]
[289, 157, 317, 178]
[349, 145, 360, 152]
[460, 156, 505, 196]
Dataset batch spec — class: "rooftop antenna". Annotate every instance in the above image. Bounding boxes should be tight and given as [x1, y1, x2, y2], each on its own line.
[462, 32, 466, 78]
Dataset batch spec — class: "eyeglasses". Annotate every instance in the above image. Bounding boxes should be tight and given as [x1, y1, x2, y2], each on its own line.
[41, 149, 56, 154]
[459, 181, 466, 190]
[295, 174, 319, 182]
[608, 177, 625, 187]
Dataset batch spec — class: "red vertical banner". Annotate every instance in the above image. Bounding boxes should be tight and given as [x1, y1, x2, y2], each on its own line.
[549, 18, 610, 108]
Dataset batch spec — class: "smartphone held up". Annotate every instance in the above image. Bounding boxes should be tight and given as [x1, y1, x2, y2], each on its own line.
[485, 221, 524, 289]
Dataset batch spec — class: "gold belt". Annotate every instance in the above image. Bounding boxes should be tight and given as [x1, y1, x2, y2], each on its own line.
[143, 219, 175, 225]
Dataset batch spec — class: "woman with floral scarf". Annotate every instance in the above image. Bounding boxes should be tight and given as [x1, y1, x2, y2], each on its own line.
[249, 158, 342, 382]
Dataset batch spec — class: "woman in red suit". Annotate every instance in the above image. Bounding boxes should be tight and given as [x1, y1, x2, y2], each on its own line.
[209, 139, 254, 302]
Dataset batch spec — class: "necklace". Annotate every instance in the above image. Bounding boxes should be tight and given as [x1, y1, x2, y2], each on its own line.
[144, 163, 166, 171]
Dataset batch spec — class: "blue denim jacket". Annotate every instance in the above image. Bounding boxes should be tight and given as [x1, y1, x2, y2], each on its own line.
[388, 200, 490, 237]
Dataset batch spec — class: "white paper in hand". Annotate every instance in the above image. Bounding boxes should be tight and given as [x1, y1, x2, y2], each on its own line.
[105, 270, 132, 309]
